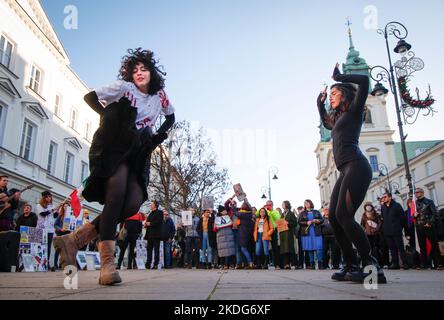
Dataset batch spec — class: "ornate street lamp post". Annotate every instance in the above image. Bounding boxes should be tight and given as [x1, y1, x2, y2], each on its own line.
[369, 21, 435, 199]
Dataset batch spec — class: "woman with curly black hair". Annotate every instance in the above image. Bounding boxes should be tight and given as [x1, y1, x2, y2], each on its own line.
[54, 48, 175, 285]
[317, 63, 386, 284]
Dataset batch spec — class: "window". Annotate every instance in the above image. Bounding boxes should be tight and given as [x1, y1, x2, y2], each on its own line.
[85, 121, 92, 141]
[428, 186, 438, 205]
[29, 64, 42, 93]
[47, 141, 57, 175]
[399, 175, 404, 188]
[411, 169, 416, 183]
[364, 106, 373, 124]
[0, 35, 13, 69]
[369, 155, 379, 172]
[317, 155, 321, 171]
[371, 191, 376, 202]
[19, 120, 36, 161]
[415, 148, 429, 156]
[425, 161, 432, 177]
[441, 154, 444, 168]
[70, 108, 77, 130]
[81, 161, 88, 182]
[64, 152, 74, 184]
[0, 104, 4, 145]
[54, 94, 62, 117]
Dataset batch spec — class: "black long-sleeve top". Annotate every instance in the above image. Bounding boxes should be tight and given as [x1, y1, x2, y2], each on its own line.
[317, 68, 369, 170]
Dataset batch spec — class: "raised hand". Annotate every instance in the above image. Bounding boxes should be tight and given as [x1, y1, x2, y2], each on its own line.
[320, 86, 328, 103]
[332, 63, 341, 80]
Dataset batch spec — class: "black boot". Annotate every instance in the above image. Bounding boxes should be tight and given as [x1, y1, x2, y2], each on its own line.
[256, 255, 263, 269]
[263, 256, 269, 270]
[331, 259, 360, 281]
[349, 256, 387, 284]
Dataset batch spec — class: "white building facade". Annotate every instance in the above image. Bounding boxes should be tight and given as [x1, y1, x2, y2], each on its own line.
[0, 0, 102, 217]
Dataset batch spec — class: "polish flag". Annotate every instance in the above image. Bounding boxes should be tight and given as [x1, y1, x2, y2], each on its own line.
[70, 180, 86, 218]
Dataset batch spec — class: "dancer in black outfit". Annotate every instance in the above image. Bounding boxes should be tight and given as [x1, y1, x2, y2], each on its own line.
[54, 48, 175, 285]
[317, 64, 386, 284]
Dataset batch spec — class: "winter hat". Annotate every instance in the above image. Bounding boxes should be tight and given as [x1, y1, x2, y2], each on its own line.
[218, 205, 226, 214]
[41, 190, 52, 197]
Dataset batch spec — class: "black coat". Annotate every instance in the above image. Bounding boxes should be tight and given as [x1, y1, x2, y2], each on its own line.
[298, 210, 324, 237]
[197, 215, 217, 248]
[82, 97, 155, 205]
[321, 216, 334, 236]
[235, 210, 255, 247]
[144, 210, 163, 240]
[381, 200, 406, 237]
[15, 212, 38, 230]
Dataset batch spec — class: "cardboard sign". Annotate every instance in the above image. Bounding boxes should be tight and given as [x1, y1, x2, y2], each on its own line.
[181, 211, 193, 226]
[76, 251, 87, 270]
[233, 183, 246, 202]
[22, 254, 34, 272]
[203, 196, 214, 210]
[85, 253, 96, 271]
[136, 240, 147, 259]
[215, 215, 233, 229]
[276, 219, 289, 233]
[136, 258, 146, 270]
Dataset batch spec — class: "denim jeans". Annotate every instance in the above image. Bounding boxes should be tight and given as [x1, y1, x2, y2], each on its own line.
[164, 241, 173, 267]
[232, 229, 242, 264]
[255, 233, 270, 256]
[307, 250, 323, 264]
[200, 231, 213, 263]
[241, 246, 252, 264]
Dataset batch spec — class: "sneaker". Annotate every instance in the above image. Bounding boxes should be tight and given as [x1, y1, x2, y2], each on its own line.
[331, 265, 360, 281]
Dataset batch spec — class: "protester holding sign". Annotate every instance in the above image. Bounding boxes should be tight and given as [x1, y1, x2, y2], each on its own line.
[235, 199, 255, 269]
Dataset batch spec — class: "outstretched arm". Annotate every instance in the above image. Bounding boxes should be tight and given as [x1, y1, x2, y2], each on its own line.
[317, 89, 333, 130]
[84, 91, 105, 115]
[332, 64, 369, 114]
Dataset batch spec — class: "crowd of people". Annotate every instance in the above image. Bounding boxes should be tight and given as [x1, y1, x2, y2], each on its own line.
[120, 191, 444, 272]
[1, 174, 444, 274]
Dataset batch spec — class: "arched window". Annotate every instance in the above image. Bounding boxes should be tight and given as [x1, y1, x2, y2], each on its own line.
[364, 106, 373, 124]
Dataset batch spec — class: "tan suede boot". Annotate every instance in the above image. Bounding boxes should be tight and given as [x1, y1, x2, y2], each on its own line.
[98, 240, 122, 286]
[53, 223, 97, 269]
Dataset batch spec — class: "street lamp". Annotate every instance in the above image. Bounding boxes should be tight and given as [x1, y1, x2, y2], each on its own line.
[369, 21, 435, 199]
[260, 167, 278, 201]
[378, 162, 401, 195]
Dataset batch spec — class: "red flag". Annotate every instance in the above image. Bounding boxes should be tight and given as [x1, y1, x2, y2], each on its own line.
[410, 197, 417, 224]
[70, 189, 82, 218]
[426, 238, 432, 257]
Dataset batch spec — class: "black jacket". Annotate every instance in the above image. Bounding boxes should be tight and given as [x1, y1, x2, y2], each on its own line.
[298, 210, 324, 237]
[15, 212, 38, 230]
[197, 215, 217, 248]
[82, 94, 174, 205]
[415, 197, 438, 226]
[321, 216, 334, 236]
[381, 200, 406, 237]
[144, 209, 163, 240]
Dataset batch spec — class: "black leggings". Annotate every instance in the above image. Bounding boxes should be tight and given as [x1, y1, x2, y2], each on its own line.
[329, 158, 372, 266]
[91, 162, 144, 241]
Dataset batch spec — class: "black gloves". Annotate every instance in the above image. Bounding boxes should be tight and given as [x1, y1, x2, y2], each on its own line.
[152, 132, 168, 146]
